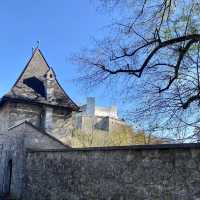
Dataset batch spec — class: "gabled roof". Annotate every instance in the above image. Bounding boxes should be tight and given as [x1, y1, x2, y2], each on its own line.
[8, 120, 70, 149]
[3, 48, 79, 111]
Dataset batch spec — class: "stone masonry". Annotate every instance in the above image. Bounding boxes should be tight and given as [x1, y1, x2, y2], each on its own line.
[23, 144, 200, 200]
[0, 49, 200, 200]
[0, 121, 68, 199]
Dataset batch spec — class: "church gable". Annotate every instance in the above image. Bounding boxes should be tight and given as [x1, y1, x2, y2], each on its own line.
[15, 48, 50, 81]
[5, 48, 79, 111]
[7, 121, 69, 149]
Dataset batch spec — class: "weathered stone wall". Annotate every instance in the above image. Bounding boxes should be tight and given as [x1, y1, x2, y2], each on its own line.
[78, 115, 96, 132]
[108, 117, 129, 132]
[95, 116, 109, 131]
[0, 134, 24, 199]
[0, 103, 9, 132]
[0, 101, 73, 144]
[8, 122, 68, 150]
[74, 113, 129, 133]
[23, 144, 200, 200]
[0, 122, 68, 199]
[52, 108, 73, 144]
[8, 102, 42, 129]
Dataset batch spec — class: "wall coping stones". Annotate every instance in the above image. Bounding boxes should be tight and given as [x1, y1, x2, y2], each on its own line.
[26, 143, 200, 153]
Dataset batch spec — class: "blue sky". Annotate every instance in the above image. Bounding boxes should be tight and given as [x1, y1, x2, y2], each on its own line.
[0, 0, 119, 108]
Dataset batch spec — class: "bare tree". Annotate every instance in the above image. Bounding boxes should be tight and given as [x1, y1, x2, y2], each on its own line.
[74, 0, 200, 142]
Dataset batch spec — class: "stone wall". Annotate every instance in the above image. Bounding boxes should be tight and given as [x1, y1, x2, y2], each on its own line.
[8, 102, 42, 129]
[95, 116, 109, 131]
[74, 115, 128, 133]
[8, 122, 68, 150]
[0, 122, 67, 199]
[0, 103, 9, 132]
[51, 108, 73, 144]
[0, 134, 24, 199]
[0, 101, 73, 144]
[23, 144, 200, 200]
[108, 117, 129, 132]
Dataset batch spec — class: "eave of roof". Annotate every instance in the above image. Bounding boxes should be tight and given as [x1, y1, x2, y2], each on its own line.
[0, 95, 79, 111]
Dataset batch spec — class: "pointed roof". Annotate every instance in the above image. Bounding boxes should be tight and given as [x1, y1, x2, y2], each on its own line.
[3, 48, 79, 111]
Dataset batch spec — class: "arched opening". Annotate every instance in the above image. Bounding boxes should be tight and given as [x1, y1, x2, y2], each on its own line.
[2, 159, 13, 196]
[7, 160, 12, 195]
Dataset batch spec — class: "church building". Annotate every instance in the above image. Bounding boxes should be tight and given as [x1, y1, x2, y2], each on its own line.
[0, 48, 79, 198]
[0, 48, 79, 144]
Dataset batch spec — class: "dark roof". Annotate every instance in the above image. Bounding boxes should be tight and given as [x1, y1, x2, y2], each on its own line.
[0, 96, 76, 111]
[2, 48, 79, 111]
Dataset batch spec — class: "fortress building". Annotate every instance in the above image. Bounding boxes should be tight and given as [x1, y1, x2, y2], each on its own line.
[75, 97, 128, 132]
